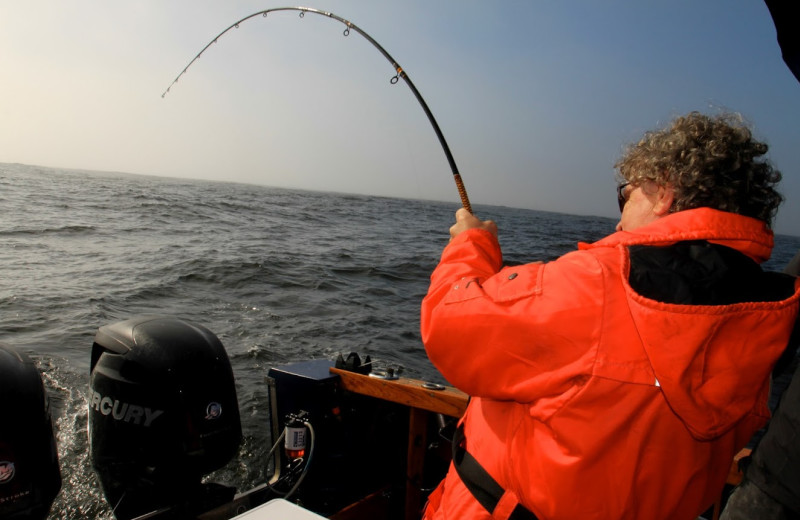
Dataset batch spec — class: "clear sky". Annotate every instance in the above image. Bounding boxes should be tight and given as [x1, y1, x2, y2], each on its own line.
[2, 1, 799, 235]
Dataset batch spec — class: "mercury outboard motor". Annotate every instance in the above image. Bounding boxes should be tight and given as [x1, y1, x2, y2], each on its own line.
[89, 316, 242, 519]
[0, 342, 61, 520]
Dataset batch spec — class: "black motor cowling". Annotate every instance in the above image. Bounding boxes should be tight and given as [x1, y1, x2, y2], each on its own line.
[89, 316, 242, 519]
[0, 342, 61, 520]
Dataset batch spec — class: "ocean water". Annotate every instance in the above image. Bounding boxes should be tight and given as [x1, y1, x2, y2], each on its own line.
[2, 162, 799, 519]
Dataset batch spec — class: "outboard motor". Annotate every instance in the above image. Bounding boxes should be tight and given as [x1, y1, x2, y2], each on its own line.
[89, 316, 242, 519]
[0, 342, 61, 520]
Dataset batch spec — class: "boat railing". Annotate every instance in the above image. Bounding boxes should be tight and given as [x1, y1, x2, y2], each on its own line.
[329, 367, 468, 520]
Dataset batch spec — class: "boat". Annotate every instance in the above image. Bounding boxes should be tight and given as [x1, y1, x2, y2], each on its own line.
[2, 315, 465, 520]
[1, 314, 750, 520]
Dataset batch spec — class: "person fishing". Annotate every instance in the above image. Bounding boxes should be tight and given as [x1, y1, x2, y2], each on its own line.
[420, 111, 800, 519]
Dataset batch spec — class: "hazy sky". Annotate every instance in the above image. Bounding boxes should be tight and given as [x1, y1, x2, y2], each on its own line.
[2, 1, 799, 235]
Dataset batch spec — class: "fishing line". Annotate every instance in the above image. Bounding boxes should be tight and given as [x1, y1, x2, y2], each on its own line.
[162, 6, 473, 213]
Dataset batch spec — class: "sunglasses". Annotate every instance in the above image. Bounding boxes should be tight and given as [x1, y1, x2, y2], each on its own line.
[617, 182, 631, 212]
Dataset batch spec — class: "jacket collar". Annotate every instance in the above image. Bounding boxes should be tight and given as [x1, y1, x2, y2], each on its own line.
[578, 208, 774, 263]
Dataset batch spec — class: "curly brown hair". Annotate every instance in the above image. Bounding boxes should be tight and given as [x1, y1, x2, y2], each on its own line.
[615, 111, 783, 225]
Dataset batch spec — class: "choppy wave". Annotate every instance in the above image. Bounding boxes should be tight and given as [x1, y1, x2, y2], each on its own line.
[0, 225, 97, 237]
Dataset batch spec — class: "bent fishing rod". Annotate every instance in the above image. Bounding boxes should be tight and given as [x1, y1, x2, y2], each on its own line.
[162, 6, 472, 214]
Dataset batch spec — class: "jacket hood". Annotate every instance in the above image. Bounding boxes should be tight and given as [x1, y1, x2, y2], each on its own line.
[626, 287, 797, 440]
[583, 209, 797, 440]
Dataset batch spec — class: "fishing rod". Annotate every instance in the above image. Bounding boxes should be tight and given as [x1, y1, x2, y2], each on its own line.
[162, 6, 472, 214]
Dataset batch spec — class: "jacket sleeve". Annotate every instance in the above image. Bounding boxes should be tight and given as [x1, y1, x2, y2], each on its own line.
[421, 228, 604, 402]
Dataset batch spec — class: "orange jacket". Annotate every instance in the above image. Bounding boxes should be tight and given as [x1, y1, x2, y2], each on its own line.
[421, 208, 800, 520]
